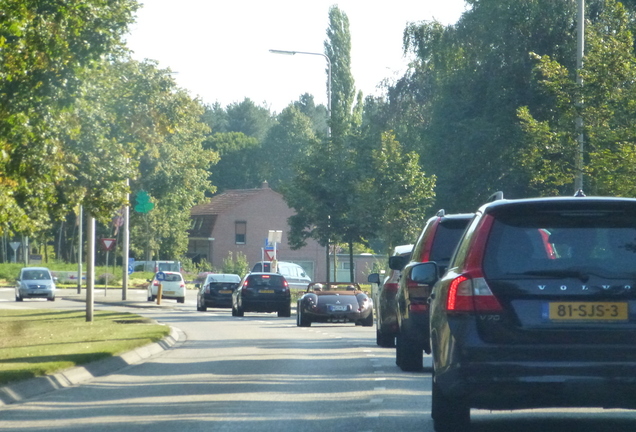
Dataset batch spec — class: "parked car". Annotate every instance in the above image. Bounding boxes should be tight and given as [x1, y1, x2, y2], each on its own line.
[367, 244, 413, 347]
[15, 267, 56, 301]
[232, 272, 291, 317]
[296, 282, 374, 327]
[147, 271, 186, 303]
[412, 193, 636, 431]
[395, 210, 473, 371]
[251, 261, 311, 290]
[196, 273, 241, 311]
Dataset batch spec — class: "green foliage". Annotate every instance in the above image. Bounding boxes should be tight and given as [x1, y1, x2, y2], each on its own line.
[0, 0, 139, 234]
[518, 0, 636, 196]
[221, 251, 249, 278]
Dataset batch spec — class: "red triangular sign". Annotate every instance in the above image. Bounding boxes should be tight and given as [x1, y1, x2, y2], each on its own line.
[100, 238, 116, 251]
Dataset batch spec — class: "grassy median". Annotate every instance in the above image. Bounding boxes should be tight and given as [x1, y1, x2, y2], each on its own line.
[0, 309, 170, 385]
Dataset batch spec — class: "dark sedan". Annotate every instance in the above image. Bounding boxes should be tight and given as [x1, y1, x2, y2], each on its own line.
[232, 272, 291, 317]
[196, 273, 241, 311]
[296, 282, 373, 327]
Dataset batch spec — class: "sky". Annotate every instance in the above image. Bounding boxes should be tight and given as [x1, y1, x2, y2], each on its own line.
[125, 0, 468, 114]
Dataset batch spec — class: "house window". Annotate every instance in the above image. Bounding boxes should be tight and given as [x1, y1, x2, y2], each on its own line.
[235, 221, 246, 244]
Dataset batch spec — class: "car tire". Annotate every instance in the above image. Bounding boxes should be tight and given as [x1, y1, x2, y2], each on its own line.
[432, 378, 470, 432]
[278, 305, 291, 318]
[396, 332, 423, 372]
[15, 294, 23, 302]
[377, 329, 395, 347]
[48, 297, 55, 302]
[148, 294, 153, 302]
[361, 311, 374, 327]
[297, 307, 311, 327]
[235, 303, 244, 317]
[232, 305, 238, 316]
[177, 297, 185, 304]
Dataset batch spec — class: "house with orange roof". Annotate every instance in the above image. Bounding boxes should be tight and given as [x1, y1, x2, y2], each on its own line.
[188, 181, 383, 282]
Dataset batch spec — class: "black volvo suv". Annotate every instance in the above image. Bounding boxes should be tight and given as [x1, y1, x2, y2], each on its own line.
[408, 194, 636, 431]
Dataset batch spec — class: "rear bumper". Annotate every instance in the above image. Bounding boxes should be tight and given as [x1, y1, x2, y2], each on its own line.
[242, 299, 290, 312]
[203, 295, 232, 308]
[436, 359, 636, 409]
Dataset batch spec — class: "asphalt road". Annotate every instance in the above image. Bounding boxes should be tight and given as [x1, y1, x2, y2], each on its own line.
[0, 288, 636, 431]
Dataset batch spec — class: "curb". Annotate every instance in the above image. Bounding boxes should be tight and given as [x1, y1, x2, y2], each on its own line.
[0, 326, 184, 406]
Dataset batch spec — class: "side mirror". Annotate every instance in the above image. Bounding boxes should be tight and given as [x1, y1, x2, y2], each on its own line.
[367, 273, 381, 284]
[195, 283, 200, 288]
[408, 262, 439, 286]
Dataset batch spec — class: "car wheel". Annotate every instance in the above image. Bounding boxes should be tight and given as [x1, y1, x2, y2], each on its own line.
[432, 378, 470, 431]
[235, 302, 244, 317]
[15, 294, 23, 302]
[361, 311, 374, 327]
[198, 299, 207, 312]
[232, 304, 238, 316]
[297, 306, 311, 327]
[177, 297, 185, 304]
[148, 294, 153, 302]
[377, 329, 395, 347]
[278, 305, 291, 318]
[48, 297, 55, 302]
[396, 332, 423, 372]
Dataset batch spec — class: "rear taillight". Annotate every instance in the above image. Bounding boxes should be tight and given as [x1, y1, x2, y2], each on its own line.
[446, 274, 502, 313]
[153, 280, 159, 286]
[384, 282, 399, 292]
[180, 283, 185, 288]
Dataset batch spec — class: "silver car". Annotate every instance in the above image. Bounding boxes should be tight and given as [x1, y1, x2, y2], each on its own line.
[15, 267, 56, 301]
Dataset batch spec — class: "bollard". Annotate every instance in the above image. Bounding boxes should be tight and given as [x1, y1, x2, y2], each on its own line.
[157, 283, 162, 305]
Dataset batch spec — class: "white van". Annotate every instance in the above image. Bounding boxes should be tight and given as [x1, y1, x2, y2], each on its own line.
[251, 261, 311, 290]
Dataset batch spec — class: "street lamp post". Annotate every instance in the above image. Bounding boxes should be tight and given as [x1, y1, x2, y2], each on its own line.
[270, 49, 332, 284]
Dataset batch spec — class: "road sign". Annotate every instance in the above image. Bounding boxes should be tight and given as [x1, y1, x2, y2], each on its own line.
[100, 238, 116, 251]
[134, 190, 155, 213]
[156, 271, 166, 281]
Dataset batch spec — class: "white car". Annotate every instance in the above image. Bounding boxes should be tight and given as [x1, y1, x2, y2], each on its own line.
[147, 271, 186, 303]
[15, 267, 56, 301]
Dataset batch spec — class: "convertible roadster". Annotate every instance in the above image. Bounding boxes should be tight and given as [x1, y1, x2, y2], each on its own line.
[296, 282, 374, 327]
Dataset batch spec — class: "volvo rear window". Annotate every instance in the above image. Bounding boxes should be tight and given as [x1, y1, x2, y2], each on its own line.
[483, 210, 636, 279]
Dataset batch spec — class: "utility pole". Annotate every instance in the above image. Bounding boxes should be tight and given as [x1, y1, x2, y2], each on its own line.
[574, 0, 585, 192]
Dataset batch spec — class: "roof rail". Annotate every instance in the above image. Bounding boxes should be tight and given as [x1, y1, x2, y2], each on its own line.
[487, 191, 504, 202]
[436, 209, 446, 217]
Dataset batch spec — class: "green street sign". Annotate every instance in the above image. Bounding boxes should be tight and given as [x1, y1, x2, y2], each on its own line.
[134, 190, 155, 213]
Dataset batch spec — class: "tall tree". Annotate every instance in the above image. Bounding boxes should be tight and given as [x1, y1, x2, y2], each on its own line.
[324, 5, 362, 144]
[0, 0, 139, 234]
[261, 105, 318, 189]
[518, 0, 636, 197]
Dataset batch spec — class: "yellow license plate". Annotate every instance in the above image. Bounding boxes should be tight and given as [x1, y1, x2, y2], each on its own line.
[259, 289, 274, 294]
[549, 302, 628, 321]
[219, 290, 231, 294]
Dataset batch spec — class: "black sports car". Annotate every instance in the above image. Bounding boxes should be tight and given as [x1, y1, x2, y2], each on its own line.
[296, 282, 374, 327]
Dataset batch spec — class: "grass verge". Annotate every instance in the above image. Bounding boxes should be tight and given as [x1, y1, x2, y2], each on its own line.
[0, 309, 170, 386]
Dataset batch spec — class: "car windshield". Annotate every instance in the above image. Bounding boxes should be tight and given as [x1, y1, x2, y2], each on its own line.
[22, 270, 50, 280]
[483, 211, 636, 279]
